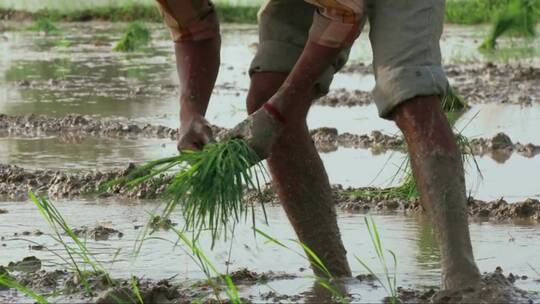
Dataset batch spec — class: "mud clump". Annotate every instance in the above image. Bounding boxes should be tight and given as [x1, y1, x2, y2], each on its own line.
[310, 128, 404, 154]
[7, 256, 42, 273]
[2, 164, 540, 222]
[431, 267, 533, 304]
[469, 198, 540, 221]
[0, 163, 171, 200]
[491, 133, 513, 150]
[0, 114, 178, 139]
[1, 114, 538, 160]
[72, 225, 124, 241]
[13, 229, 43, 237]
[340, 63, 540, 106]
[464, 132, 540, 160]
[149, 215, 176, 230]
[226, 268, 297, 285]
[316, 89, 373, 107]
[0, 114, 227, 141]
[337, 186, 540, 222]
[95, 278, 182, 304]
[0, 208, 7, 214]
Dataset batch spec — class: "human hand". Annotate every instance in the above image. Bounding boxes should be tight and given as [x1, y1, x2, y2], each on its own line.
[224, 103, 285, 160]
[177, 115, 215, 151]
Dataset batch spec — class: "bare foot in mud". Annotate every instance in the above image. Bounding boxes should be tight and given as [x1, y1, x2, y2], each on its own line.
[431, 268, 533, 304]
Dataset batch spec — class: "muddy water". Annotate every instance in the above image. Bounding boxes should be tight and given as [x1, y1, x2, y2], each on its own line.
[0, 136, 174, 170]
[1, 201, 540, 301]
[1, 21, 540, 302]
[0, 23, 539, 201]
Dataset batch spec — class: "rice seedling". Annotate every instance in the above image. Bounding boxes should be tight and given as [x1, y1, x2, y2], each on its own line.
[114, 21, 151, 52]
[29, 192, 113, 296]
[0, 272, 49, 304]
[169, 227, 242, 303]
[351, 91, 479, 202]
[443, 87, 468, 113]
[355, 216, 398, 304]
[105, 139, 268, 246]
[480, 0, 537, 50]
[27, 17, 59, 34]
[130, 276, 144, 304]
[254, 229, 349, 303]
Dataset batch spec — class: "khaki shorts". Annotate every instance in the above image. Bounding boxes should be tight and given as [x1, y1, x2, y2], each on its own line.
[250, 0, 449, 118]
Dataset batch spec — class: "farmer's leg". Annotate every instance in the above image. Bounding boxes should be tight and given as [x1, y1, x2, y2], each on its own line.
[246, 0, 352, 277]
[156, 0, 220, 150]
[367, 0, 481, 289]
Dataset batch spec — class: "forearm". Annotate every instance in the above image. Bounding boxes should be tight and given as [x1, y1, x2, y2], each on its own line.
[270, 6, 364, 113]
[176, 37, 220, 122]
[276, 41, 343, 102]
[155, 0, 221, 121]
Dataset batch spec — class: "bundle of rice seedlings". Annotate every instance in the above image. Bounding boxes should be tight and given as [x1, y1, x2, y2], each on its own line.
[480, 0, 536, 50]
[107, 139, 268, 245]
[114, 21, 151, 52]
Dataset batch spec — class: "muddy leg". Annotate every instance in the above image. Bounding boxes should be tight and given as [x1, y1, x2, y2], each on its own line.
[391, 95, 481, 290]
[247, 72, 351, 277]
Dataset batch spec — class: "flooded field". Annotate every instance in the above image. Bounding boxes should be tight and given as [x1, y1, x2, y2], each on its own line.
[1, 21, 540, 303]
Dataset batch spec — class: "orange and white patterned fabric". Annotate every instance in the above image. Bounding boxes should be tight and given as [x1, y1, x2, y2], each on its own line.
[155, 0, 364, 47]
[304, 0, 364, 47]
[155, 0, 219, 42]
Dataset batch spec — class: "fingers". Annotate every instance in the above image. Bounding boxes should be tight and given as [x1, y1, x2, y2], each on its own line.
[176, 118, 215, 152]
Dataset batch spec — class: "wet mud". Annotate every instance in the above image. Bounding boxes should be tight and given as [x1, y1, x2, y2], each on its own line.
[0, 114, 180, 140]
[336, 186, 540, 223]
[0, 163, 170, 200]
[2, 163, 539, 222]
[1, 258, 302, 304]
[1, 257, 536, 304]
[2, 114, 539, 159]
[72, 225, 124, 241]
[310, 127, 540, 158]
[324, 63, 540, 107]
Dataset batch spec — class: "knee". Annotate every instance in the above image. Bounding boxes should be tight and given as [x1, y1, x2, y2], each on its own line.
[391, 95, 458, 151]
[390, 95, 445, 128]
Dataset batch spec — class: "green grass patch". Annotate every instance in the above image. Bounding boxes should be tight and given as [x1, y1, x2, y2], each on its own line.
[4, 1, 540, 24]
[105, 139, 268, 246]
[114, 21, 151, 52]
[480, 0, 537, 50]
[0, 3, 259, 24]
[26, 17, 59, 34]
[446, 0, 540, 24]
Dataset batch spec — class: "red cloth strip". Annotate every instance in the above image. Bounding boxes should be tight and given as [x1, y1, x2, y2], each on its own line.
[263, 103, 287, 125]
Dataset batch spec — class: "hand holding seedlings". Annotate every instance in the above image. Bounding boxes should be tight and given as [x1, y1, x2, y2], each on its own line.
[224, 104, 285, 160]
[177, 115, 215, 151]
[103, 139, 268, 246]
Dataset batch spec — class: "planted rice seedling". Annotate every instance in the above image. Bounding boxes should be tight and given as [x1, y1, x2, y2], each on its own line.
[355, 217, 398, 304]
[114, 21, 151, 52]
[106, 139, 268, 246]
[29, 192, 114, 296]
[255, 229, 349, 303]
[443, 87, 468, 113]
[170, 227, 242, 303]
